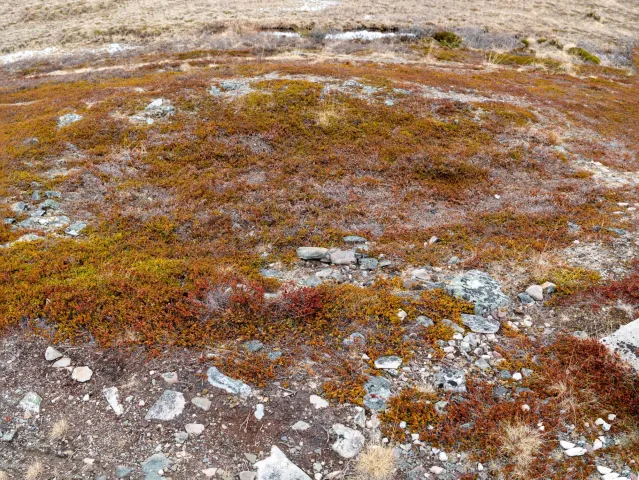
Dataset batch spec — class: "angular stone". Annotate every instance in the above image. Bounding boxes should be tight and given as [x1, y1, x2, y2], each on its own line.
[185, 423, 205, 436]
[191, 397, 211, 411]
[103, 387, 124, 416]
[297, 247, 328, 261]
[541, 281, 556, 294]
[45, 346, 63, 361]
[161, 372, 178, 385]
[291, 421, 311, 431]
[71, 366, 93, 383]
[115, 466, 134, 479]
[207, 367, 252, 397]
[434, 368, 466, 393]
[19, 392, 42, 414]
[331, 423, 365, 459]
[602, 318, 639, 371]
[525, 285, 543, 301]
[244, 340, 264, 352]
[145, 390, 185, 421]
[52, 357, 71, 368]
[446, 270, 511, 315]
[309, 395, 328, 409]
[255, 446, 311, 480]
[343, 332, 366, 347]
[460, 314, 500, 334]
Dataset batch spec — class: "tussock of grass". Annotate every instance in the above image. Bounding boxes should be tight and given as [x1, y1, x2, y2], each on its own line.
[355, 445, 397, 480]
[49, 418, 69, 442]
[500, 422, 544, 479]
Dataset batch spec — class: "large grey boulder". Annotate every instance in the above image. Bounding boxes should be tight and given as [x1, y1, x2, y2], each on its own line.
[446, 270, 511, 315]
[460, 314, 500, 334]
[207, 366, 252, 397]
[255, 446, 311, 480]
[602, 318, 639, 371]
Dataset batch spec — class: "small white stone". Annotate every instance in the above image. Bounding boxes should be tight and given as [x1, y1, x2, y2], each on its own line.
[512, 372, 522, 381]
[564, 447, 587, 457]
[52, 357, 71, 368]
[525, 285, 543, 301]
[608, 414, 616, 421]
[602, 473, 620, 480]
[521, 404, 530, 412]
[430, 466, 444, 474]
[593, 438, 603, 450]
[254, 403, 265, 420]
[45, 346, 63, 361]
[202, 468, 218, 478]
[292, 421, 311, 431]
[397, 309, 407, 320]
[439, 451, 448, 461]
[185, 423, 205, 436]
[310, 395, 328, 409]
[559, 440, 575, 450]
[71, 366, 93, 383]
[477, 463, 483, 471]
[597, 466, 613, 475]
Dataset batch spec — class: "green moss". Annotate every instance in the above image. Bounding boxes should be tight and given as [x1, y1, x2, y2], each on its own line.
[432, 31, 462, 48]
[568, 47, 600, 64]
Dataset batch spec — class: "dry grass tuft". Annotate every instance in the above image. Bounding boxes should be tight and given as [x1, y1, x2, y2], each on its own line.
[0, 470, 9, 480]
[500, 422, 543, 479]
[355, 444, 397, 480]
[49, 418, 69, 441]
[25, 461, 44, 480]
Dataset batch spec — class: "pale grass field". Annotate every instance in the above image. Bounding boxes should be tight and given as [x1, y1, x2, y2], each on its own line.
[1, 0, 638, 54]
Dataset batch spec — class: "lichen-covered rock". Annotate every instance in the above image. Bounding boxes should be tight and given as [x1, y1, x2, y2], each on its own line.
[460, 314, 500, 334]
[145, 390, 185, 421]
[602, 318, 639, 371]
[296, 247, 328, 261]
[331, 423, 365, 458]
[207, 366, 252, 397]
[363, 376, 392, 411]
[447, 270, 511, 315]
[434, 368, 466, 393]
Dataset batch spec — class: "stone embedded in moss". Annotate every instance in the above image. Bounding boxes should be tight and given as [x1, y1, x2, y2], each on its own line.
[446, 270, 512, 315]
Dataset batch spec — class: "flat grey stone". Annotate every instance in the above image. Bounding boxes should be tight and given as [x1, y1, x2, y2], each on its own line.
[329, 250, 357, 265]
[518, 292, 534, 304]
[442, 318, 465, 333]
[141, 453, 171, 480]
[244, 340, 264, 352]
[255, 446, 311, 480]
[145, 390, 185, 421]
[331, 423, 365, 459]
[103, 387, 124, 416]
[191, 397, 211, 411]
[297, 247, 328, 260]
[374, 356, 402, 369]
[446, 270, 511, 315]
[343, 235, 367, 244]
[359, 257, 379, 270]
[416, 316, 434, 328]
[363, 376, 391, 411]
[207, 366, 252, 397]
[58, 113, 83, 128]
[434, 368, 466, 393]
[460, 314, 500, 334]
[525, 285, 543, 301]
[65, 221, 87, 237]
